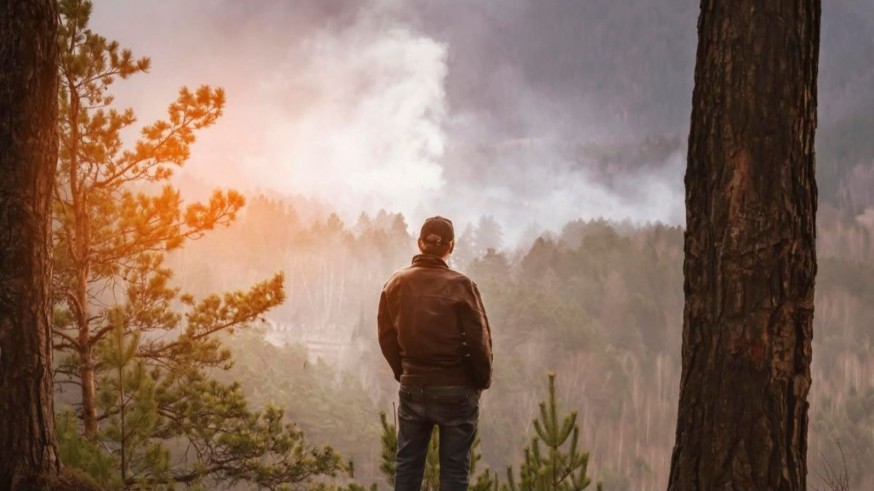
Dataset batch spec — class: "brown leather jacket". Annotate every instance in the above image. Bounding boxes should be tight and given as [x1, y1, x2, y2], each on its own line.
[378, 254, 493, 389]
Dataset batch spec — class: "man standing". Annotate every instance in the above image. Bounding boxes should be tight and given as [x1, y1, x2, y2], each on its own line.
[378, 216, 493, 491]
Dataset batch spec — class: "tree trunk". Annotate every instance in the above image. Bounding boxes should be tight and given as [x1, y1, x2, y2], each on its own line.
[65, 71, 100, 437]
[76, 257, 98, 436]
[668, 2, 819, 491]
[0, 0, 61, 489]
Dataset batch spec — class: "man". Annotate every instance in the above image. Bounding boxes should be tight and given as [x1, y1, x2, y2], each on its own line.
[378, 216, 493, 491]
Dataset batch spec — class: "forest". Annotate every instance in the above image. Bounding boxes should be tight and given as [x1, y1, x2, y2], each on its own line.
[149, 192, 871, 491]
[0, 0, 870, 490]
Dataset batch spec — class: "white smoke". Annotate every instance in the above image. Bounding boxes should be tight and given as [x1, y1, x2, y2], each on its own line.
[256, 16, 448, 214]
[90, 0, 449, 220]
[89, 0, 688, 246]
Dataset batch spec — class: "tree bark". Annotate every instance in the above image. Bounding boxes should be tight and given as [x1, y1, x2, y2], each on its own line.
[668, 2, 819, 491]
[0, 0, 61, 489]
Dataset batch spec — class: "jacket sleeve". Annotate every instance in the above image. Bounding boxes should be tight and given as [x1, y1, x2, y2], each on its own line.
[377, 289, 403, 382]
[460, 280, 493, 390]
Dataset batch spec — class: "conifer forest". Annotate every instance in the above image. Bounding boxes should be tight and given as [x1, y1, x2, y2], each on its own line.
[2, 0, 873, 490]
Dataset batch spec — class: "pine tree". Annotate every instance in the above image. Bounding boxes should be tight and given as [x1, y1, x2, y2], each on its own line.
[55, 410, 113, 488]
[474, 216, 504, 256]
[451, 223, 478, 271]
[505, 373, 601, 491]
[470, 468, 501, 491]
[379, 411, 398, 487]
[52, 0, 245, 437]
[93, 310, 168, 487]
[50, 1, 356, 488]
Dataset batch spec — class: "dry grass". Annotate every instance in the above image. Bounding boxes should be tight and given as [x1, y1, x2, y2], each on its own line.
[815, 439, 850, 491]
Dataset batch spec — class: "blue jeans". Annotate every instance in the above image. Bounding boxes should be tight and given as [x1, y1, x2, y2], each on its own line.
[395, 384, 480, 491]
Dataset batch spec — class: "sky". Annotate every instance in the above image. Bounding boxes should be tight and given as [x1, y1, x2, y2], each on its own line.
[88, 0, 702, 242]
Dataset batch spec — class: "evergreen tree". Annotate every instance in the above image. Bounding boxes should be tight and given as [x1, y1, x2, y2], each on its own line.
[505, 373, 601, 491]
[520, 237, 559, 282]
[55, 410, 112, 488]
[468, 249, 512, 287]
[469, 470, 501, 491]
[53, 0, 244, 437]
[451, 223, 478, 271]
[379, 412, 399, 487]
[50, 1, 357, 489]
[93, 311, 167, 487]
[355, 211, 373, 236]
[474, 216, 504, 256]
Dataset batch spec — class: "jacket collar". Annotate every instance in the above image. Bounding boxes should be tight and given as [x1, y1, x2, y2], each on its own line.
[411, 254, 449, 270]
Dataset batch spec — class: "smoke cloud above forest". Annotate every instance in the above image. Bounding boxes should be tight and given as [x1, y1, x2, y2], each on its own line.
[90, 0, 873, 242]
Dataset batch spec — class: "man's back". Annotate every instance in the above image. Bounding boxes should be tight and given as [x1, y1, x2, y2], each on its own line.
[378, 254, 492, 390]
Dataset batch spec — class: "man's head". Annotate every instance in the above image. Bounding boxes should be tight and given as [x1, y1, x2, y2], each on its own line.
[418, 216, 455, 259]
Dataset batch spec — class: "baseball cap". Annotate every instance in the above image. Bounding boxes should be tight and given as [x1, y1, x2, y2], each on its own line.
[419, 216, 455, 245]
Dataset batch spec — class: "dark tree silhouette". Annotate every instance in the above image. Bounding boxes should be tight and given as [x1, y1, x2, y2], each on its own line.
[668, 2, 820, 490]
[0, 0, 61, 488]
